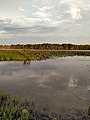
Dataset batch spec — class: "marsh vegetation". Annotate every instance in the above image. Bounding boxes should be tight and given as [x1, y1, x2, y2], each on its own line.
[0, 50, 90, 61]
[0, 91, 90, 120]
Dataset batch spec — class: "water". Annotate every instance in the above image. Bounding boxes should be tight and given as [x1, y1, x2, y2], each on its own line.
[0, 56, 90, 112]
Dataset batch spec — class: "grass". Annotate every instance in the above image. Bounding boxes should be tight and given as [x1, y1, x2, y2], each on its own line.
[0, 50, 90, 61]
[0, 51, 26, 61]
[0, 91, 60, 120]
[0, 91, 90, 120]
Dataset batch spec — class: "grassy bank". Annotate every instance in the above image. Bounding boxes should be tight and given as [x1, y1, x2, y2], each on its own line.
[0, 91, 90, 120]
[0, 50, 90, 61]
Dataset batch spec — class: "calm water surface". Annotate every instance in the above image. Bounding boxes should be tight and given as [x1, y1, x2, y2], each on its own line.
[0, 56, 90, 112]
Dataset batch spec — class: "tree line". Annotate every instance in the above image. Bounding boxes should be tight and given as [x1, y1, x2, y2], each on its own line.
[0, 43, 90, 50]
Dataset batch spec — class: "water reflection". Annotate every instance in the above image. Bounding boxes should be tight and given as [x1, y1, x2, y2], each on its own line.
[23, 60, 31, 65]
[0, 56, 90, 112]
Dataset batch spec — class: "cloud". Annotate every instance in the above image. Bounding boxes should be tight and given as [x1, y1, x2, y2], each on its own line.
[31, 0, 90, 26]
[19, 7, 26, 13]
[60, 0, 90, 20]
[67, 4, 82, 20]
[0, 30, 6, 34]
[0, 0, 90, 44]
[0, 17, 59, 36]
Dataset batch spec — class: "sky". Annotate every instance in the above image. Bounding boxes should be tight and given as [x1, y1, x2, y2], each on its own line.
[0, 0, 90, 45]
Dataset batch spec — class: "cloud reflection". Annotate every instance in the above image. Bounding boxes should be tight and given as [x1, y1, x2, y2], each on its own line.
[0, 57, 90, 111]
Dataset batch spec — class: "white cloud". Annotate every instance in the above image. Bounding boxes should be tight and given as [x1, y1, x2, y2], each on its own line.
[0, 30, 6, 34]
[60, 0, 90, 20]
[0, 0, 90, 44]
[3, 16, 42, 27]
[67, 4, 82, 20]
[34, 11, 47, 18]
[19, 7, 26, 12]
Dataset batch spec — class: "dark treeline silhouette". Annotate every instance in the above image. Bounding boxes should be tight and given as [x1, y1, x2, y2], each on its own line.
[0, 43, 90, 50]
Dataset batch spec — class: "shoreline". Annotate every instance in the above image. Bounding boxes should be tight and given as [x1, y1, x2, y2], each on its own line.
[0, 50, 90, 61]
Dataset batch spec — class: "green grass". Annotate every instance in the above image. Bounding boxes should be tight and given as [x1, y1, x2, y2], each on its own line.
[0, 50, 90, 61]
[0, 51, 26, 61]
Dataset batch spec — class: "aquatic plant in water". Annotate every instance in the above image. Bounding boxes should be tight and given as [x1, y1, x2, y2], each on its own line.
[0, 91, 90, 120]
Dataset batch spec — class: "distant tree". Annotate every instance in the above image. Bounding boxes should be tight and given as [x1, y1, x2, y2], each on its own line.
[0, 43, 90, 50]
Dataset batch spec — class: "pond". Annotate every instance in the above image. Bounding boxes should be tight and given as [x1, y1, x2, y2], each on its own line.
[0, 56, 90, 113]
